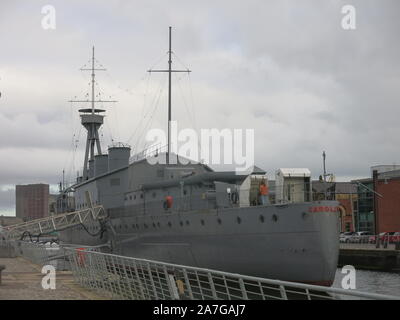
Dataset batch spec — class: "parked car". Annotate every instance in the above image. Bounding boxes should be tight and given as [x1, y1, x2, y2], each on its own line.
[340, 232, 356, 243]
[350, 231, 372, 243]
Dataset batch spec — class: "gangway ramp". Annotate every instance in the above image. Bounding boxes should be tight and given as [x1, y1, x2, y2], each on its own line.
[3, 192, 106, 240]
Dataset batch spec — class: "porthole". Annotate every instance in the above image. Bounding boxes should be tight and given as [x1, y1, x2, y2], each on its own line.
[136, 224, 139, 229]
[201, 219, 205, 226]
[272, 214, 278, 222]
[237, 217, 242, 224]
[180, 221, 184, 227]
[129, 195, 132, 200]
[168, 222, 172, 227]
[140, 194, 143, 199]
[259, 215, 265, 223]
[186, 220, 190, 226]
[134, 195, 136, 200]
[157, 222, 161, 227]
[217, 218, 222, 225]
[153, 223, 156, 228]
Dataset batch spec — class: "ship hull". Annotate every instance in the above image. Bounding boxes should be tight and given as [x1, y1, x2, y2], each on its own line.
[60, 200, 340, 286]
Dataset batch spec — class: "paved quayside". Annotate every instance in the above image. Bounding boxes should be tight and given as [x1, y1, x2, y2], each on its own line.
[0, 257, 104, 300]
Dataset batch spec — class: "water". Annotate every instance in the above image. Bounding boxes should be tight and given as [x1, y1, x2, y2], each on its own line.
[333, 268, 400, 297]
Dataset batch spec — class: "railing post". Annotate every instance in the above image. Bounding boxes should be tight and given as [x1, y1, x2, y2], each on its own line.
[238, 278, 248, 300]
[147, 262, 158, 300]
[182, 269, 194, 300]
[132, 260, 146, 300]
[208, 272, 218, 299]
[279, 285, 288, 300]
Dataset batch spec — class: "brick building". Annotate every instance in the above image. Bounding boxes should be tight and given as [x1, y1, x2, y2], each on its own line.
[15, 184, 49, 221]
[352, 168, 400, 233]
[374, 170, 400, 233]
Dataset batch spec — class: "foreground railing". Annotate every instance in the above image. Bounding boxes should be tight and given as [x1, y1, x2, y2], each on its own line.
[65, 248, 399, 300]
[8, 240, 400, 300]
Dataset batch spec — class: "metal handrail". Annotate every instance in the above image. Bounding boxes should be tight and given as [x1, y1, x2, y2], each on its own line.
[65, 248, 399, 300]
[8, 240, 400, 300]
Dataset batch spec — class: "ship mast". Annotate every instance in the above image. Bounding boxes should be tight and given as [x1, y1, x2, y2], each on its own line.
[69, 47, 117, 180]
[148, 27, 191, 164]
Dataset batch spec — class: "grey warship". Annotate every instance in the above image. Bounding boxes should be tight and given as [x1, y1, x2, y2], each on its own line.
[58, 28, 340, 286]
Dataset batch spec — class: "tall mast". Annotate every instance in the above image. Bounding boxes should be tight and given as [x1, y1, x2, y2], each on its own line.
[148, 27, 191, 164]
[168, 27, 172, 163]
[91, 46, 95, 114]
[69, 47, 117, 180]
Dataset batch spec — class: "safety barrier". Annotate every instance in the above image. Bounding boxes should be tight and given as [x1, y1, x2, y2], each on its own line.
[8, 240, 400, 300]
[65, 248, 400, 300]
[340, 233, 400, 250]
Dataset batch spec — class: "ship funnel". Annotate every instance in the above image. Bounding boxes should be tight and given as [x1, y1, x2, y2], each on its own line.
[108, 143, 131, 171]
[94, 154, 108, 176]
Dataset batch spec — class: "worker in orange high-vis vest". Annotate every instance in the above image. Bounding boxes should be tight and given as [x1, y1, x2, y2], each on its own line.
[259, 181, 269, 205]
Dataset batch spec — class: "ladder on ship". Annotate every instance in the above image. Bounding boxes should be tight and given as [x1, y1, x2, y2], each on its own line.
[3, 192, 107, 240]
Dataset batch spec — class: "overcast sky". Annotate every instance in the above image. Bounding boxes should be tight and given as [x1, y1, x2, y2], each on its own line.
[1, 0, 399, 215]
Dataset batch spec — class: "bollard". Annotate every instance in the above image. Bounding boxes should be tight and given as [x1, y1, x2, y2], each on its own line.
[0, 265, 5, 285]
[376, 237, 380, 249]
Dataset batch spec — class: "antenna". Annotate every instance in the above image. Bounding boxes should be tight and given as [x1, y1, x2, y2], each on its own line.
[148, 27, 191, 164]
[69, 47, 117, 180]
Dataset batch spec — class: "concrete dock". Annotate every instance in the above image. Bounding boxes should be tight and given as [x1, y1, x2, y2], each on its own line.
[339, 244, 400, 272]
[0, 257, 104, 300]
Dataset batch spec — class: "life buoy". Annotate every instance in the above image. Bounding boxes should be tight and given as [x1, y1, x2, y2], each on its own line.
[76, 247, 86, 266]
[165, 196, 173, 209]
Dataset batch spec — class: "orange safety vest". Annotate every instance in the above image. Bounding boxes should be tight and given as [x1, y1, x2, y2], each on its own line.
[259, 184, 269, 195]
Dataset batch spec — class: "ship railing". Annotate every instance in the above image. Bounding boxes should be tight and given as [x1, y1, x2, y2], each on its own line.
[8, 240, 400, 300]
[130, 143, 168, 164]
[64, 248, 399, 300]
[118, 185, 346, 218]
[119, 180, 378, 217]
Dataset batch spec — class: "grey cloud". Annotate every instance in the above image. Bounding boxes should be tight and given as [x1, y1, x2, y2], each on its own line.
[0, 0, 399, 214]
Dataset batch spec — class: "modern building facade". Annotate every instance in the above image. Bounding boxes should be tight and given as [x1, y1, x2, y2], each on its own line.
[353, 179, 375, 233]
[15, 184, 49, 221]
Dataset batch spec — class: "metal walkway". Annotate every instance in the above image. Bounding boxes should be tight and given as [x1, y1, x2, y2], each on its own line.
[8, 240, 400, 300]
[2, 192, 106, 240]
